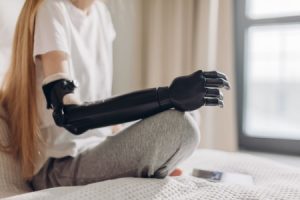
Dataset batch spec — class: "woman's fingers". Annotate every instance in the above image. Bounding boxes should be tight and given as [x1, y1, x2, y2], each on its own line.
[205, 78, 230, 90]
[205, 88, 223, 100]
[204, 98, 224, 108]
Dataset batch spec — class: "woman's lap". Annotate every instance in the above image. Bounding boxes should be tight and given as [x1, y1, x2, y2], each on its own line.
[31, 110, 200, 190]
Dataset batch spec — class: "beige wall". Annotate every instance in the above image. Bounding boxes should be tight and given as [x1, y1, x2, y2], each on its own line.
[0, 1, 25, 81]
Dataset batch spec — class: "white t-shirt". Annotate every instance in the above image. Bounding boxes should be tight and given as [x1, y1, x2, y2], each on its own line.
[33, 0, 116, 174]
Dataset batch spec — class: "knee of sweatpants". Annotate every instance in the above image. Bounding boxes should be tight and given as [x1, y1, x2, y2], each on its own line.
[156, 110, 201, 150]
[181, 111, 201, 150]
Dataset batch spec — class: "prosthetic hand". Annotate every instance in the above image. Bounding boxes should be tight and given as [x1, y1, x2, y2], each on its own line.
[42, 70, 230, 135]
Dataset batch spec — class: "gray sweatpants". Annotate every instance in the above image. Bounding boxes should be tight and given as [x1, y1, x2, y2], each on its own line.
[31, 110, 200, 190]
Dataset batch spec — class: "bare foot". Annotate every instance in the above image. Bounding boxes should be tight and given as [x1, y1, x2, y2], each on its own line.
[169, 168, 183, 176]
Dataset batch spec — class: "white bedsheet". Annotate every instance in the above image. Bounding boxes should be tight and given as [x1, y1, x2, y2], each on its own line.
[3, 150, 300, 200]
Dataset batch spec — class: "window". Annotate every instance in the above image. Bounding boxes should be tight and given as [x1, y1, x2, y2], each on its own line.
[235, 0, 300, 154]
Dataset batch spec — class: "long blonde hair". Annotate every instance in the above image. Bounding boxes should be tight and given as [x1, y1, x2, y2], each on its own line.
[0, 0, 44, 180]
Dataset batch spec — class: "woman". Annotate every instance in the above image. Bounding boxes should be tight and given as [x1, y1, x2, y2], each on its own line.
[0, 0, 228, 190]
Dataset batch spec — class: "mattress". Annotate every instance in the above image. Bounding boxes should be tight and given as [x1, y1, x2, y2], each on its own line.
[3, 149, 300, 200]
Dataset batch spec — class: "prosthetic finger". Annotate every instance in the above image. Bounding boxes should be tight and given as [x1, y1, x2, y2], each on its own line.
[204, 98, 224, 108]
[203, 71, 228, 80]
[205, 78, 230, 90]
[205, 88, 223, 100]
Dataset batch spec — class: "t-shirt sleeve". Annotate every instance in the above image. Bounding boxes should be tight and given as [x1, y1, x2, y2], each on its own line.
[34, 1, 70, 60]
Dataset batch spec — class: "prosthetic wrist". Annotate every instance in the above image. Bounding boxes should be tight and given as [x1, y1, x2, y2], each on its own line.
[42, 70, 230, 135]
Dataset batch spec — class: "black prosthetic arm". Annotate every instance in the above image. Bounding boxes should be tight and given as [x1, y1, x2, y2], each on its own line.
[42, 70, 230, 135]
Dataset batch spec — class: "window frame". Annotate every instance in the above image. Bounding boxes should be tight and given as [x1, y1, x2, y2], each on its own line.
[234, 0, 300, 155]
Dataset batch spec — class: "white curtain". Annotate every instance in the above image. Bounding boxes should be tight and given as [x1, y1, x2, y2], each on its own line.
[108, 0, 238, 151]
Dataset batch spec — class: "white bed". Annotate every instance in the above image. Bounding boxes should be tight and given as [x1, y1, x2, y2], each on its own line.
[2, 147, 300, 200]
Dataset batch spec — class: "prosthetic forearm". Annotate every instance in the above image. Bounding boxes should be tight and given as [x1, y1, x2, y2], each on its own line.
[42, 70, 230, 135]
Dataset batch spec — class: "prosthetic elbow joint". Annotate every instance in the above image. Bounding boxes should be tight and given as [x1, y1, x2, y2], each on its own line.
[42, 79, 78, 127]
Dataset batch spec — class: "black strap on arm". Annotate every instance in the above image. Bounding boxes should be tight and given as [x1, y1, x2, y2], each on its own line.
[42, 70, 230, 135]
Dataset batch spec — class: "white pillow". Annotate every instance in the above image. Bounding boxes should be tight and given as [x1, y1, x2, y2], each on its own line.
[0, 106, 32, 198]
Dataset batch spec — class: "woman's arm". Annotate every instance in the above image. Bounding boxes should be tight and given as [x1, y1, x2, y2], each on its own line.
[40, 51, 81, 105]
[42, 70, 230, 135]
[41, 51, 69, 76]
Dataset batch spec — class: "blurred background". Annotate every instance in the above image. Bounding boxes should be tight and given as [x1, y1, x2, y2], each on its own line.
[0, 0, 300, 160]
